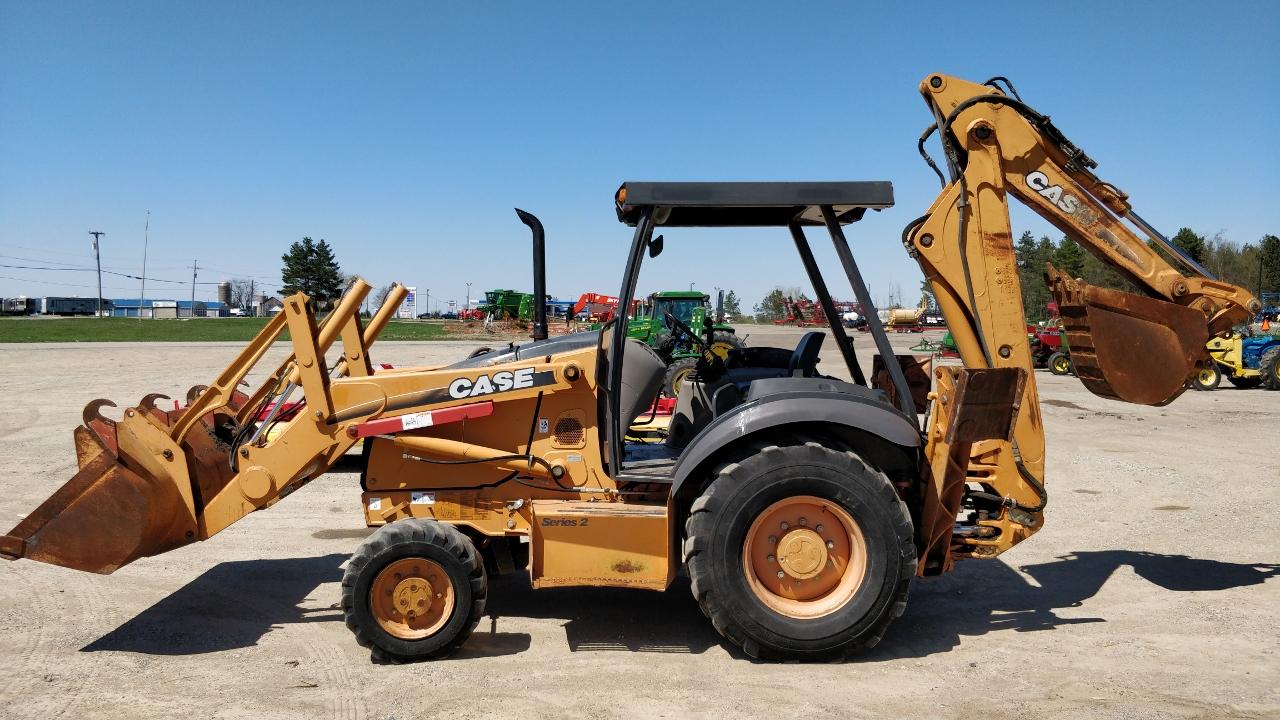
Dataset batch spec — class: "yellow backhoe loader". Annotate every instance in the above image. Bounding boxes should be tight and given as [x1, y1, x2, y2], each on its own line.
[1, 74, 1259, 662]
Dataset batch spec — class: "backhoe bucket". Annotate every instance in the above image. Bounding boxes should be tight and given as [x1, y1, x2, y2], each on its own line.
[1047, 265, 1207, 406]
[0, 400, 202, 574]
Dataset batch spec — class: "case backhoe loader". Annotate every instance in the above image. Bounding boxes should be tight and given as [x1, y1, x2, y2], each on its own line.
[1, 74, 1259, 662]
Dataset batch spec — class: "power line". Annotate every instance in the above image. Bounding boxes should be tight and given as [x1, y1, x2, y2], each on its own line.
[0, 262, 281, 287]
[0, 274, 141, 292]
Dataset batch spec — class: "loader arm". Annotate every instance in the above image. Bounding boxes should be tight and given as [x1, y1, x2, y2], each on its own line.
[908, 74, 1259, 574]
[0, 282, 409, 572]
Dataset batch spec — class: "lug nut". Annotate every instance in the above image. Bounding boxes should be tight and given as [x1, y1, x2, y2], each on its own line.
[780, 521, 789, 530]
[767, 554, 775, 562]
[776, 571, 785, 579]
[768, 535, 777, 544]
[816, 524, 824, 533]
[798, 517, 806, 526]
[827, 540, 835, 549]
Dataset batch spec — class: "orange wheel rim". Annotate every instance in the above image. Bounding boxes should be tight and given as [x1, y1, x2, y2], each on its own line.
[369, 558, 455, 640]
[742, 495, 868, 619]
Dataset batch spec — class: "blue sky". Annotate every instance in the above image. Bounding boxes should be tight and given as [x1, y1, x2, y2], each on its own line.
[2, 1, 1277, 312]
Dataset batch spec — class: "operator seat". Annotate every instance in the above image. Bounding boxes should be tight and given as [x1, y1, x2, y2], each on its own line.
[787, 331, 825, 377]
[615, 339, 666, 428]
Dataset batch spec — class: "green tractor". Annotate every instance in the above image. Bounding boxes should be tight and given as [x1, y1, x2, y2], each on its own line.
[480, 289, 538, 321]
[621, 291, 743, 396]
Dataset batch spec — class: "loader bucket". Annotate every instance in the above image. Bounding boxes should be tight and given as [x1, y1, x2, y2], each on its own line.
[1046, 265, 1208, 406]
[2, 283, 405, 575]
[0, 404, 200, 574]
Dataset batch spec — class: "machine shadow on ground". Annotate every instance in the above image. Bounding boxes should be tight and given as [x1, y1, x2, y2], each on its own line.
[867, 550, 1279, 661]
[83, 554, 349, 656]
[483, 574, 724, 655]
[81, 549, 1276, 661]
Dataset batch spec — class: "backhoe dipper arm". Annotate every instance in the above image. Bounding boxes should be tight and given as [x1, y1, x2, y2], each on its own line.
[905, 73, 1258, 574]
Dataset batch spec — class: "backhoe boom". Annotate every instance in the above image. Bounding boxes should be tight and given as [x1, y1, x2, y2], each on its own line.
[907, 73, 1258, 572]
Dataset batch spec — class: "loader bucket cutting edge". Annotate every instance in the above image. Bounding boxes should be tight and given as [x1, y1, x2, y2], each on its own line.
[1, 402, 199, 574]
[1047, 266, 1208, 406]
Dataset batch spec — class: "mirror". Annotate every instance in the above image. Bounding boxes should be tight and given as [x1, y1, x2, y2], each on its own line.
[648, 234, 664, 258]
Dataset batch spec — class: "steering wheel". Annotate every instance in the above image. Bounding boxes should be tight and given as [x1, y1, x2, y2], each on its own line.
[663, 311, 707, 353]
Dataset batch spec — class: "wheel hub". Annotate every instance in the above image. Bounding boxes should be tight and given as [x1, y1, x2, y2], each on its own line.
[370, 558, 455, 640]
[392, 576, 436, 618]
[776, 528, 827, 579]
[742, 495, 868, 619]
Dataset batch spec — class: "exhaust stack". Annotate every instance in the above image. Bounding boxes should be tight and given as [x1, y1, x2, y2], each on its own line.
[516, 208, 548, 341]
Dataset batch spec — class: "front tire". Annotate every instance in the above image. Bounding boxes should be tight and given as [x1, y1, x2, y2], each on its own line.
[1193, 364, 1221, 391]
[341, 519, 486, 662]
[1048, 351, 1073, 376]
[663, 358, 699, 397]
[684, 442, 914, 661]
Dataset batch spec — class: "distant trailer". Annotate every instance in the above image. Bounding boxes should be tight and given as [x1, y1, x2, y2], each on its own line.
[40, 297, 108, 316]
[1, 298, 37, 315]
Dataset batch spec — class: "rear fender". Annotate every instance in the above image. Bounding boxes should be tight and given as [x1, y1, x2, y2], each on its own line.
[669, 387, 921, 509]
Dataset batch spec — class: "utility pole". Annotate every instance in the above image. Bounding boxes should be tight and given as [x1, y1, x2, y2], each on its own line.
[139, 212, 149, 320]
[89, 231, 105, 317]
[465, 282, 472, 312]
[424, 289, 429, 318]
[189, 260, 199, 317]
[249, 279, 256, 317]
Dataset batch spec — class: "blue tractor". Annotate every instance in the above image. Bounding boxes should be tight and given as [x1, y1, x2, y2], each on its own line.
[1197, 329, 1280, 390]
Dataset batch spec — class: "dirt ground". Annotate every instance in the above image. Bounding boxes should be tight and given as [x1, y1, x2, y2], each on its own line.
[0, 326, 1276, 719]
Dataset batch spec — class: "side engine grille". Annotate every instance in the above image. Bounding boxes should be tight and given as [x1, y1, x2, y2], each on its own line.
[553, 415, 585, 448]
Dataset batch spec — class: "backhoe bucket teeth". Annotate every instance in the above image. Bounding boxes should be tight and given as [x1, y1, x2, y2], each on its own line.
[1047, 265, 1208, 406]
[1, 400, 199, 574]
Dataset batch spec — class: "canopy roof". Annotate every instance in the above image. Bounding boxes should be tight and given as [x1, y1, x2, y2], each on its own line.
[615, 181, 894, 227]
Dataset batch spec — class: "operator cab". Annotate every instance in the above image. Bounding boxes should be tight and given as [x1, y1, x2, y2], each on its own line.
[605, 181, 919, 479]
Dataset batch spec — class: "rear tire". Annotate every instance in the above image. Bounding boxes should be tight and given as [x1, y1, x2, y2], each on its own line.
[1048, 351, 1072, 376]
[684, 442, 914, 661]
[1192, 364, 1221, 391]
[341, 519, 486, 662]
[710, 331, 744, 362]
[1262, 347, 1280, 390]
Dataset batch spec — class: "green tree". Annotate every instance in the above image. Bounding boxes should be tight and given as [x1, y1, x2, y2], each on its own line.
[1260, 234, 1280, 296]
[1052, 236, 1086, 278]
[753, 288, 787, 323]
[1015, 231, 1057, 322]
[281, 237, 344, 308]
[720, 289, 743, 322]
[1170, 227, 1207, 264]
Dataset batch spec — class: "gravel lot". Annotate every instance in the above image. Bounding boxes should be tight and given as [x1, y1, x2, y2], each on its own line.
[1, 327, 1276, 719]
